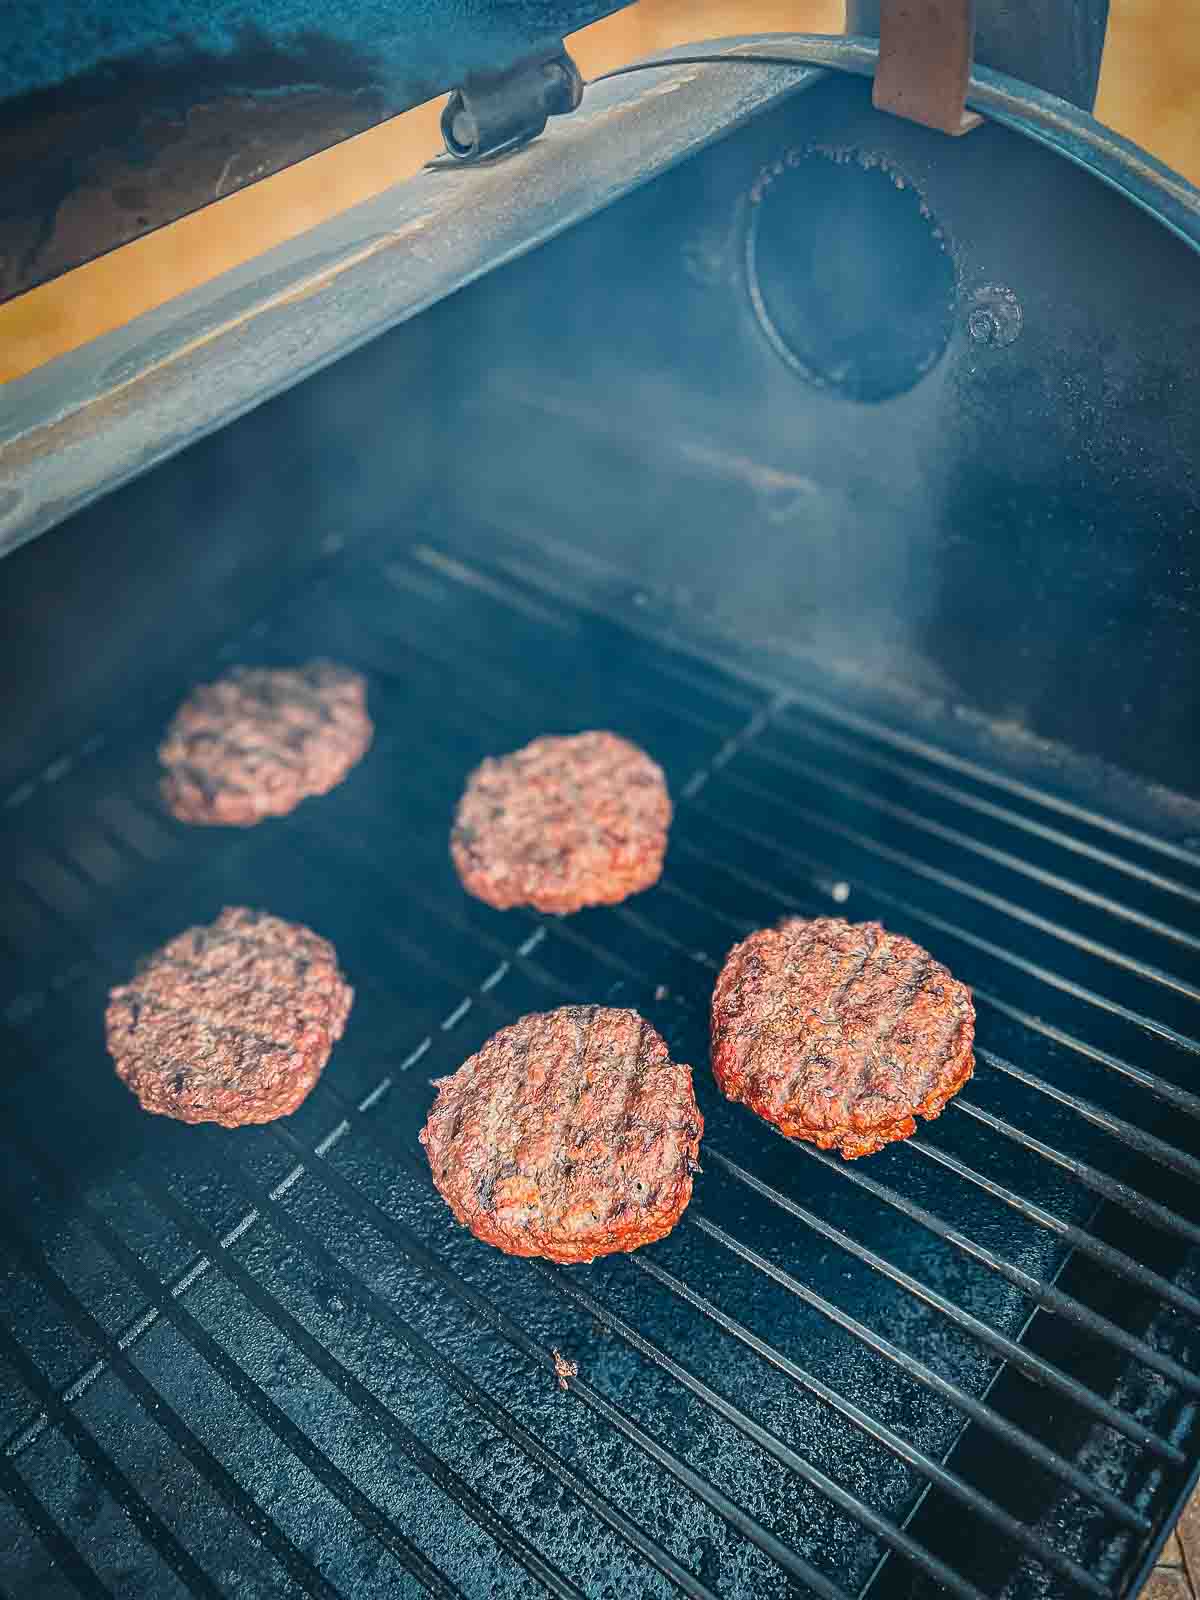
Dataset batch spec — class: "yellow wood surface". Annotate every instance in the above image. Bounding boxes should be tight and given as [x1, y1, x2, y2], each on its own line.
[0, 0, 1195, 385]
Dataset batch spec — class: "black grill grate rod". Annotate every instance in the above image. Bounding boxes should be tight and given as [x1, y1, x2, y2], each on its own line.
[11, 745, 1200, 1497]
[143, 1139, 727, 1600]
[265, 1083, 1003, 1600]
[668, 829, 1200, 1111]
[0, 1228, 297, 1600]
[686, 798, 1200, 1057]
[375, 560, 1200, 1021]
[741, 738, 1200, 955]
[702, 1148, 1183, 1465]
[752, 712, 1200, 911]
[651, 861, 1200, 1129]
[460, 526, 1200, 878]
[249, 985, 1158, 1587]
[258, 1119, 850, 1600]
[791, 1136, 1200, 1398]
[0, 1449, 116, 1600]
[975, 991, 1200, 1119]
[949, 1099, 1200, 1246]
[279, 835, 1182, 1524]
[298, 1047, 1122, 1594]
[648, 874, 1200, 1226]
[978, 1050, 1200, 1183]
[0, 1116, 589, 1600]
[628, 1250, 1114, 1595]
[311, 546, 1200, 1024]
[0, 1142, 464, 1600]
[599, 886, 1200, 1402]
[10, 872, 1008, 1600]
[509, 912, 1198, 1425]
[904, 1134, 1200, 1319]
[680, 1210, 1147, 1532]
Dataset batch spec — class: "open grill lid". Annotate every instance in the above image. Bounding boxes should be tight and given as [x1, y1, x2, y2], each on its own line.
[2, 28, 1199, 563]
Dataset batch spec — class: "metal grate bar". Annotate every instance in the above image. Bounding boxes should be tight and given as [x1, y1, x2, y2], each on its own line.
[748, 742, 1196, 953]
[84, 745, 1200, 1472]
[13, 1023, 726, 1600]
[296, 1082, 1001, 1600]
[764, 691, 1200, 875]
[260, 1120, 848, 1600]
[608, 906, 1200, 1344]
[904, 1133, 1200, 1319]
[297, 1051, 1087, 1598]
[702, 1148, 1183, 1464]
[976, 990, 1200, 1119]
[5, 1118, 580, 1600]
[536, 1262, 997, 1600]
[376, 560, 749, 757]
[681, 1210, 1147, 1533]
[671, 829, 1200, 1118]
[3, 1146, 314, 1461]
[6, 531, 1199, 1600]
[118, 1184, 586, 1600]
[0, 1450, 116, 1600]
[783, 1130, 1200, 1397]
[267, 992, 1152, 1580]
[743, 738, 1200, 954]
[524, 904, 1198, 1396]
[690, 791, 1200, 1055]
[950, 1098, 1200, 1246]
[14, 793, 1190, 1568]
[756, 712, 1200, 909]
[540, 887, 1200, 1334]
[654, 860, 1200, 1127]
[253, 844, 1160, 1533]
[979, 1050, 1200, 1184]
[0, 1184, 437, 1600]
[166, 1137, 727, 1600]
[375, 578, 1194, 1015]
[442, 528, 1200, 876]
[628, 1252, 1112, 1595]
[393, 548, 763, 724]
[0, 1262, 234, 1600]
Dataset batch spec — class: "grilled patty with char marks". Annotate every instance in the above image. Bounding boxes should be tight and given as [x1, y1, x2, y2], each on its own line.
[159, 660, 372, 826]
[710, 916, 974, 1159]
[450, 731, 671, 915]
[420, 1005, 703, 1263]
[106, 907, 353, 1126]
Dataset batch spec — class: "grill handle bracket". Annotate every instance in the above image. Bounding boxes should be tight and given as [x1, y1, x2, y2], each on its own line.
[440, 45, 584, 164]
[872, 0, 983, 136]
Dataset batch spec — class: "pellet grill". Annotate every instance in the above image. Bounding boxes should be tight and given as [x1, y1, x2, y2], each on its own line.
[1, 5, 1199, 1599]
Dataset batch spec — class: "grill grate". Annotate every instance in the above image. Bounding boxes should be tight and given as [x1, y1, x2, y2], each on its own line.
[2, 525, 1199, 1599]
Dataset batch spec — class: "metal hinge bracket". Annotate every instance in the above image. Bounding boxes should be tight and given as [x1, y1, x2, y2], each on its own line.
[440, 45, 583, 164]
[873, 0, 984, 136]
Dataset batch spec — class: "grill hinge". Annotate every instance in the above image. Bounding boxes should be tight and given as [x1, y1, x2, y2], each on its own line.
[440, 44, 584, 164]
[872, 0, 984, 137]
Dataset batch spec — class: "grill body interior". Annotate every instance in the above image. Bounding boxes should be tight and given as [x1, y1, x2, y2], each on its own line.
[1, 70, 1199, 1600]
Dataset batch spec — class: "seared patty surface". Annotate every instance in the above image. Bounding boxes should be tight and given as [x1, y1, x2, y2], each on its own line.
[106, 907, 353, 1126]
[450, 731, 671, 914]
[710, 916, 974, 1158]
[420, 1006, 703, 1263]
[159, 660, 372, 825]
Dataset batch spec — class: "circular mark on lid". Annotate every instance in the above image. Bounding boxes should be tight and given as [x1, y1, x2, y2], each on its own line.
[745, 147, 956, 402]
